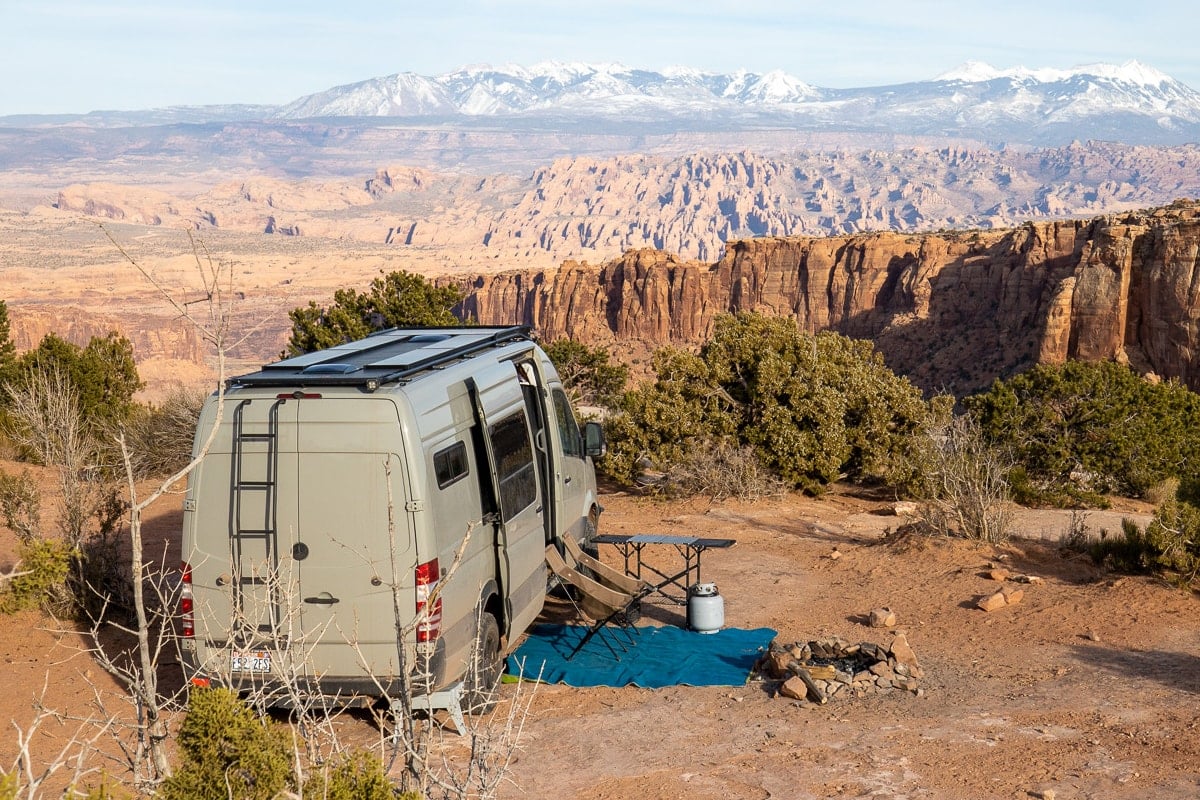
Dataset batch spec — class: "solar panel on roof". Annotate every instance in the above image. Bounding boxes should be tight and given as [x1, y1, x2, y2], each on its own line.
[231, 326, 533, 389]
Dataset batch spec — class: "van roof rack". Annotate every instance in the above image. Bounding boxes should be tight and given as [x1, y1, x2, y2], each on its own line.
[229, 325, 533, 391]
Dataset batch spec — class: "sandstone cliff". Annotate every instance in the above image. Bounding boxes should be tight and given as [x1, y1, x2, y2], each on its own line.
[456, 201, 1200, 395]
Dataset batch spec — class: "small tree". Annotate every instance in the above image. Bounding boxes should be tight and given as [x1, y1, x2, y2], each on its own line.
[285, 270, 464, 355]
[542, 338, 629, 408]
[10, 332, 142, 431]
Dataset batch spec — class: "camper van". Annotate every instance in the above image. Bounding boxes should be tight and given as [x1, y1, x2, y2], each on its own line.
[178, 326, 604, 709]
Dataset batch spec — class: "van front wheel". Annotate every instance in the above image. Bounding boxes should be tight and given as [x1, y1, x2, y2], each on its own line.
[464, 612, 502, 715]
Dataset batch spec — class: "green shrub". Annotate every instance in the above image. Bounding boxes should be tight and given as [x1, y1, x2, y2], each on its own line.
[303, 751, 395, 800]
[163, 687, 398, 800]
[159, 687, 293, 800]
[1143, 498, 1200, 582]
[1073, 517, 1156, 572]
[1079, 504, 1200, 584]
[965, 361, 1200, 503]
[0, 537, 73, 614]
[603, 313, 930, 495]
[5, 332, 142, 430]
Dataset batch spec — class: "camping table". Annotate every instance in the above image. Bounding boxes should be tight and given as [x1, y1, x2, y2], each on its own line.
[591, 533, 736, 604]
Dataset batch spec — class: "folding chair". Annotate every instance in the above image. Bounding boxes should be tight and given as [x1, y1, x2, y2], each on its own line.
[563, 536, 650, 601]
[544, 543, 652, 661]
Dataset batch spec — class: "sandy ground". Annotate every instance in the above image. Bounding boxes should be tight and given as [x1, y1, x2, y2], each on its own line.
[0, 470, 1196, 799]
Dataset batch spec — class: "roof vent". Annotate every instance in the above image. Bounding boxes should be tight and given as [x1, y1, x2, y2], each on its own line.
[301, 363, 362, 375]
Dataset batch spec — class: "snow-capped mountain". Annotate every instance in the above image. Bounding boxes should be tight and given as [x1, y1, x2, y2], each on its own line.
[6, 61, 1199, 146]
[265, 60, 1200, 145]
[274, 62, 822, 118]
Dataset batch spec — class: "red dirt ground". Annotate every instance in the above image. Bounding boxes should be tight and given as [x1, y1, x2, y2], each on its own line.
[2, 463, 1197, 799]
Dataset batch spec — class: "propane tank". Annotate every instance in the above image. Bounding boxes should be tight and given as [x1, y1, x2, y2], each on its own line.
[687, 582, 724, 634]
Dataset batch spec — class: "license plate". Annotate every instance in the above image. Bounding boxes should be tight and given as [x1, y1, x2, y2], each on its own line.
[230, 650, 272, 673]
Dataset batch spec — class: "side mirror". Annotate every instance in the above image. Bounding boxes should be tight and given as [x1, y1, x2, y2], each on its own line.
[583, 421, 606, 458]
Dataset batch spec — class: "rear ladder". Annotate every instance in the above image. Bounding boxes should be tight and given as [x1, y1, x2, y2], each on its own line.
[229, 398, 284, 644]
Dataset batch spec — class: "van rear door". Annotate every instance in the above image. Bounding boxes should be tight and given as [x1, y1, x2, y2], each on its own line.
[288, 396, 413, 680]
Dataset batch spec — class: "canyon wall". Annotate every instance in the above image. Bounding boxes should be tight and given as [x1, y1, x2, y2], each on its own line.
[456, 201, 1200, 395]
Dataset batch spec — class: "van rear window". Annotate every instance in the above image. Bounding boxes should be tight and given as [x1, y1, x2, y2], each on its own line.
[433, 441, 469, 489]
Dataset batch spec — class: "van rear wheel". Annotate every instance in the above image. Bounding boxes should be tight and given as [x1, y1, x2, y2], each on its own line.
[464, 612, 502, 715]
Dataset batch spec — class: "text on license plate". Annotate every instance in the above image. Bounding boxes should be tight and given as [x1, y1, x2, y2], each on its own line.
[230, 650, 272, 673]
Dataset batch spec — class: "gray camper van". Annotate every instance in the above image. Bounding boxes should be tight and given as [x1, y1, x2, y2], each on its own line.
[178, 326, 604, 708]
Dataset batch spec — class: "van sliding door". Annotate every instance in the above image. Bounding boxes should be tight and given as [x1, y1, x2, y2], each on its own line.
[467, 367, 547, 637]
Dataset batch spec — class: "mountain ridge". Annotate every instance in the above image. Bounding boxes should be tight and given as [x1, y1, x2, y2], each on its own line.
[6, 61, 1200, 147]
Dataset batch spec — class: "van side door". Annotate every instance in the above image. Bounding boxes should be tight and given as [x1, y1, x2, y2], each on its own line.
[467, 366, 547, 637]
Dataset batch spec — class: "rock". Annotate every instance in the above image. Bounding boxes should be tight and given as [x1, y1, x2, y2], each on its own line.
[779, 676, 808, 701]
[891, 501, 918, 517]
[1001, 587, 1024, 606]
[857, 643, 883, 661]
[868, 607, 897, 628]
[828, 549, 842, 561]
[977, 591, 1008, 612]
[1087, 630, 1101, 642]
[786, 666, 828, 704]
[1040, 790, 1056, 800]
[889, 633, 921, 671]
[986, 568, 1010, 581]
[762, 650, 792, 679]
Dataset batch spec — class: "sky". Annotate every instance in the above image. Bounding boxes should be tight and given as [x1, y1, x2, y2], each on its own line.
[1, 0, 1197, 116]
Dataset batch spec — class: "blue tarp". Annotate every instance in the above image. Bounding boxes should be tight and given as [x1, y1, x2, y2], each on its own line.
[506, 623, 776, 688]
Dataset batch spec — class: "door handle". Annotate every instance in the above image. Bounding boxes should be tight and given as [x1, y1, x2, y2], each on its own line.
[303, 592, 339, 605]
[564, 476, 572, 485]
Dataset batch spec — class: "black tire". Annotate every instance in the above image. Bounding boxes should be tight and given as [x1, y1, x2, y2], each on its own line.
[463, 612, 503, 715]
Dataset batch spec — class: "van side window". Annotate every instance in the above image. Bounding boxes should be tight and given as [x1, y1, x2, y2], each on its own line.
[552, 389, 583, 458]
[433, 441, 469, 489]
[489, 412, 537, 522]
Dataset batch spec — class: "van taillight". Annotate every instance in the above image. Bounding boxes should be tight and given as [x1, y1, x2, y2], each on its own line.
[180, 561, 194, 638]
[415, 558, 441, 643]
